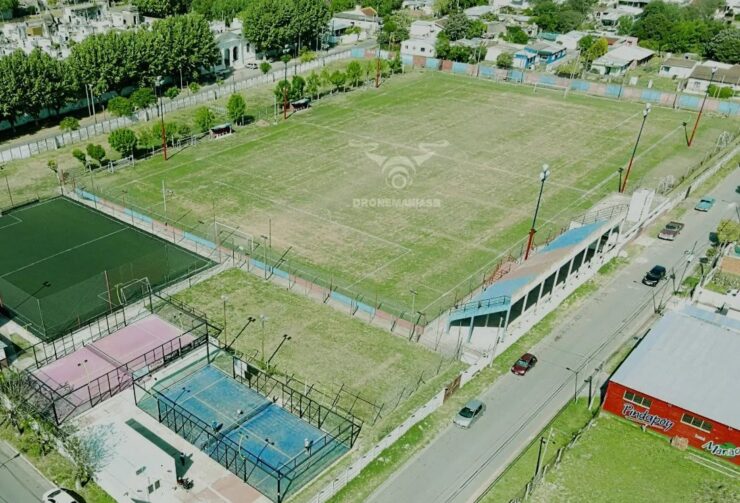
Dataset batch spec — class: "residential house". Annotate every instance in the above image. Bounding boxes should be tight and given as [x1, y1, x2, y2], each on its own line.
[485, 21, 508, 40]
[659, 57, 698, 79]
[596, 6, 642, 30]
[525, 41, 566, 68]
[464, 5, 496, 19]
[332, 6, 381, 36]
[63, 2, 106, 24]
[555, 30, 587, 51]
[513, 50, 537, 68]
[484, 41, 523, 63]
[211, 20, 258, 72]
[590, 44, 654, 76]
[401, 0, 435, 15]
[401, 20, 443, 58]
[109, 5, 140, 29]
[686, 64, 740, 94]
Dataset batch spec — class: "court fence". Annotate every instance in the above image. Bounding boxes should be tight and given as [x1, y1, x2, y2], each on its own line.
[23, 292, 219, 425]
[133, 345, 360, 502]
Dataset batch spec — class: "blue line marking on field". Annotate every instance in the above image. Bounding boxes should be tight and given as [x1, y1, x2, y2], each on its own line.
[124, 208, 153, 224]
[183, 231, 216, 250]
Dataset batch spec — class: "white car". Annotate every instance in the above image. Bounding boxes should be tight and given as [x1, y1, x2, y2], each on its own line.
[42, 488, 81, 503]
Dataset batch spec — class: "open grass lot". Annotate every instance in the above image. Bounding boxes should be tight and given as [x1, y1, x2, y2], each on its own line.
[530, 414, 740, 502]
[84, 70, 734, 317]
[174, 268, 464, 423]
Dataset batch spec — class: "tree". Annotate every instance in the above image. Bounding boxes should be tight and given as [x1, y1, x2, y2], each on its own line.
[320, 67, 332, 89]
[346, 61, 363, 87]
[60, 117, 80, 132]
[555, 60, 582, 77]
[705, 29, 740, 64]
[445, 12, 470, 41]
[0, 370, 34, 434]
[241, 0, 330, 54]
[467, 19, 487, 39]
[617, 16, 633, 36]
[717, 219, 740, 245]
[152, 121, 177, 143]
[194, 107, 215, 132]
[389, 53, 403, 74]
[86, 144, 106, 166]
[275, 80, 291, 102]
[708, 84, 734, 99]
[329, 70, 346, 92]
[192, 0, 250, 21]
[585, 37, 608, 63]
[63, 427, 108, 488]
[260, 61, 272, 75]
[130, 88, 156, 109]
[378, 11, 411, 49]
[306, 71, 321, 99]
[72, 149, 87, 168]
[165, 87, 180, 99]
[108, 128, 138, 156]
[147, 14, 218, 84]
[227, 93, 247, 124]
[496, 52, 513, 69]
[107, 96, 134, 117]
[290, 75, 306, 100]
[577, 34, 595, 52]
[503, 26, 529, 44]
[132, 0, 190, 18]
[0, 51, 28, 132]
[0, 0, 19, 16]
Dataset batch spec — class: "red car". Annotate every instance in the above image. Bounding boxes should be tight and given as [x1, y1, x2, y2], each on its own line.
[511, 353, 538, 375]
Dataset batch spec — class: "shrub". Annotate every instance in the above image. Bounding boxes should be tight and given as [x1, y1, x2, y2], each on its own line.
[194, 107, 215, 132]
[165, 87, 180, 100]
[71, 149, 86, 167]
[188, 82, 201, 93]
[59, 117, 80, 132]
[227, 94, 247, 125]
[496, 52, 513, 69]
[85, 144, 106, 166]
[108, 128, 137, 156]
[107, 96, 133, 117]
[130, 88, 156, 109]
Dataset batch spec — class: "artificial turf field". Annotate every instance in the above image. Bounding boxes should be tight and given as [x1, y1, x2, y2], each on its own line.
[92, 70, 736, 317]
[0, 197, 212, 339]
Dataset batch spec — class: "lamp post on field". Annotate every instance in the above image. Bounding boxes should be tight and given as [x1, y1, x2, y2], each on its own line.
[688, 66, 718, 147]
[524, 164, 550, 261]
[259, 314, 268, 364]
[619, 103, 651, 194]
[267, 334, 291, 367]
[260, 234, 268, 279]
[221, 295, 228, 332]
[617, 167, 623, 193]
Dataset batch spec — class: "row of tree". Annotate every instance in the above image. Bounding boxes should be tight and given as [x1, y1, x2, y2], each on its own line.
[0, 14, 217, 132]
[240, 0, 330, 55]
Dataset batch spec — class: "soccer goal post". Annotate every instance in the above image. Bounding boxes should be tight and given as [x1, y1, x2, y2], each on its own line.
[215, 221, 255, 259]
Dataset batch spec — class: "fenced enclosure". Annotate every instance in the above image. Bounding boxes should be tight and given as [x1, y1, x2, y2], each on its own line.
[0, 196, 214, 340]
[135, 343, 360, 502]
[22, 292, 218, 424]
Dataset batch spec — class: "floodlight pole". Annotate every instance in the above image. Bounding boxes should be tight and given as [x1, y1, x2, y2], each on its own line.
[524, 164, 550, 261]
[566, 367, 578, 402]
[267, 334, 291, 366]
[688, 66, 717, 148]
[619, 103, 650, 193]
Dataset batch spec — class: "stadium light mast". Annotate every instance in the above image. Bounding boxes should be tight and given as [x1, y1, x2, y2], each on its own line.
[524, 164, 550, 261]
[687, 66, 718, 148]
[620, 103, 650, 193]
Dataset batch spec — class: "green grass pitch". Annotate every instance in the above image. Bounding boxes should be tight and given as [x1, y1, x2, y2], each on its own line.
[91, 70, 736, 317]
[0, 197, 212, 339]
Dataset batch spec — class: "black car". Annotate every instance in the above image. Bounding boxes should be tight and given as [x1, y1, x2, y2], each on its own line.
[643, 265, 666, 286]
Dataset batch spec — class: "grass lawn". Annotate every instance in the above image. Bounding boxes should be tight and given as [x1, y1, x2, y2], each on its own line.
[173, 268, 464, 423]
[75, 69, 734, 319]
[0, 423, 114, 503]
[530, 414, 740, 502]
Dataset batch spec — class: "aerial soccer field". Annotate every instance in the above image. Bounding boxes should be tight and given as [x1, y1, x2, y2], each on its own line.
[91, 70, 735, 317]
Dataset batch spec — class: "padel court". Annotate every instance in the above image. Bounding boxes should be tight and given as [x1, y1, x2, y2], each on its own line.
[136, 360, 357, 502]
[31, 315, 204, 422]
[0, 197, 213, 340]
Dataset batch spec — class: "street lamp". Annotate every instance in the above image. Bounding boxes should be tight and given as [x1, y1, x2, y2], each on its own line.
[282, 45, 291, 120]
[619, 103, 651, 193]
[616, 167, 623, 193]
[565, 367, 579, 403]
[267, 334, 291, 366]
[524, 164, 550, 261]
[259, 314, 268, 363]
[221, 295, 229, 331]
[0, 164, 12, 206]
[688, 66, 718, 147]
[260, 234, 269, 279]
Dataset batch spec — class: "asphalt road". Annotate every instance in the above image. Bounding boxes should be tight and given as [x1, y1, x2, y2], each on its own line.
[0, 439, 54, 503]
[368, 165, 740, 503]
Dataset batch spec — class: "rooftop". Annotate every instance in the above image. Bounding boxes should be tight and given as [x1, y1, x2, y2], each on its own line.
[689, 64, 740, 82]
[662, 57, 698, 69]
[611, 306, 740, 430]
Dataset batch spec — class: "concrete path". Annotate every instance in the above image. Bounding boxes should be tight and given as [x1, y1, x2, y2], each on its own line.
[368, 166, 739, 503]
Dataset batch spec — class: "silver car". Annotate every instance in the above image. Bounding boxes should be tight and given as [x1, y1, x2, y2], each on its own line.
[453, 399, 485, 428]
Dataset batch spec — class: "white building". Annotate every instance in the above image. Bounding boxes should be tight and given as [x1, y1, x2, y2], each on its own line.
[332, 6, 381, 36]
[591, 44, 654, 76]
[211, 20, 258, 72]
[686, 64, 740, 94]
[401, 20, 444, 58]
[659, 57, 698, 79]
[555, 30, 588, 51]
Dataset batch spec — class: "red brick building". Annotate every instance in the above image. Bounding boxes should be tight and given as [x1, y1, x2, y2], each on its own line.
[603, 306, 740, 465]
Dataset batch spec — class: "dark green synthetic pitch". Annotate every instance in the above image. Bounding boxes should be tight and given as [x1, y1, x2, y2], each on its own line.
[0, 197, 212, 340]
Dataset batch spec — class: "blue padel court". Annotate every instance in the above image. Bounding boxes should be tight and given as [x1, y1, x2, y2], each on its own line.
[136, 359, 355, 501]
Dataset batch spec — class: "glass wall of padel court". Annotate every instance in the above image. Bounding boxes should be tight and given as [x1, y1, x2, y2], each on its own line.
[134, 342, 361, 502]
[0, 196, 214, 341]
[22, 293, 219, 425]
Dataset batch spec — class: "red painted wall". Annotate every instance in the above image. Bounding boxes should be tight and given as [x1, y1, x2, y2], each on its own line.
[603, 381, 740, 465]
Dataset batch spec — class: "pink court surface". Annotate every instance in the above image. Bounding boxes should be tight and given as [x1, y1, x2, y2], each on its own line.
[34, 316, 194, 406]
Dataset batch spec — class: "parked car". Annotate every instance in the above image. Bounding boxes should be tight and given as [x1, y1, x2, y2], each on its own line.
[453, 399, 485, 428]
[658, 221, 684, 241]
[642, 265, 667, 286]
[695, 197, 715, 211]
[511, 353, 538, 376]
[42, 488, 81, 503]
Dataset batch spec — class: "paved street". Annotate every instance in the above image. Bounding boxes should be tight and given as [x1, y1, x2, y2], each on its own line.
[369, 165, 740, 503]
[0, 439, 54, 503]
